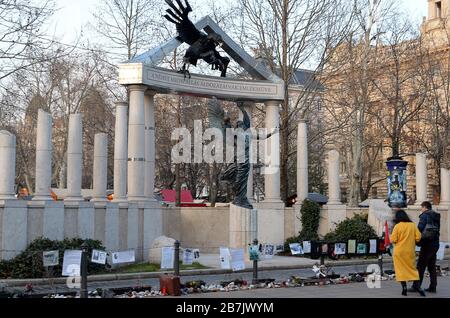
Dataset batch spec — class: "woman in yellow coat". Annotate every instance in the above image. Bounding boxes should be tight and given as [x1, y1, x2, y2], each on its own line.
[391, 210, 425, 296]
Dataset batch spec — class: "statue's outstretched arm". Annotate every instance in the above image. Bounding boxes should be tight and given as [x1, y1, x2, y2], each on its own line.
[251, 127, 280, 140]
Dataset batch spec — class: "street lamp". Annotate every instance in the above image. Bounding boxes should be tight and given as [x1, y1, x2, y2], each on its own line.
[80, 242, 89, 298]
[254, 164, 263, 203]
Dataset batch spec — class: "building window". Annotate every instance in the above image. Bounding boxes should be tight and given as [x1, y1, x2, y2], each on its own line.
[436, 1, 442, 18]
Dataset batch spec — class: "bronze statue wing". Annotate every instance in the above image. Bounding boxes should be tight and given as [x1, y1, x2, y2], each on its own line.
[164, 0, 203, 45]
[237, 102, 251, 131]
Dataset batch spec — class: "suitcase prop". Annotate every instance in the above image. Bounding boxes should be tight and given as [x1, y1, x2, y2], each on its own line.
[159, 274, 181, 296]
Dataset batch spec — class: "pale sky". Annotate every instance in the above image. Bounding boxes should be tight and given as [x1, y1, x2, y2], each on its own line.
[50, 0, 429, 44]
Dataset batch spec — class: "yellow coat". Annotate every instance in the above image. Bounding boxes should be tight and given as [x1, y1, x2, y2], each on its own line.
[391, 222, 421, 282]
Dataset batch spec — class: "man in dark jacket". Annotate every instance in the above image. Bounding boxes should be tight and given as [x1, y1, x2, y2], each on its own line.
[411, 201, 441, 293]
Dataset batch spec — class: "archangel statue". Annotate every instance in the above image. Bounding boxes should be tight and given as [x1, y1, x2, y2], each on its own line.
[208, 98, 278, 210]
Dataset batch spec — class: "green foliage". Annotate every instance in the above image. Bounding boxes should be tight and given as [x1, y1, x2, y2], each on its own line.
[298, 199, 320, 241]
[324, 214, 377, 242]
[0, 238, 105, 279]
[284, 199, 320, 250]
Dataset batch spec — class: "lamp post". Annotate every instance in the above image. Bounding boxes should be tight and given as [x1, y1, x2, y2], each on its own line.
[80, 242, 89, 299]
[255, 164, 262, 203]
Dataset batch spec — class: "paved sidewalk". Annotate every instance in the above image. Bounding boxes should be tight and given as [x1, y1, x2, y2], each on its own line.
[182, 276, 450, 298]
[3, 261, 449, 297]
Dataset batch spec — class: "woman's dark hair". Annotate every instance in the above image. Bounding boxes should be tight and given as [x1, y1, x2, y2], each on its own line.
[394, 210, 412, 224]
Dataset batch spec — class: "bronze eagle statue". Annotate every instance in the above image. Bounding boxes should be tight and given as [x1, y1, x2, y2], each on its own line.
[164, 0, 230, 78]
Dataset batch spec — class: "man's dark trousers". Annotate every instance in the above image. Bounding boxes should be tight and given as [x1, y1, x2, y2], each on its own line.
[414, 245, 439, 290]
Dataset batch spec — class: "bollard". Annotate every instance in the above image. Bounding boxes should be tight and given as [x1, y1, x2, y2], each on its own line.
[378, 254, 384, 276]
[174, 240, 180, 277]
[252, 239, 258, 285]
[320, 254, 325, 266]
[80, 242, 89, 298]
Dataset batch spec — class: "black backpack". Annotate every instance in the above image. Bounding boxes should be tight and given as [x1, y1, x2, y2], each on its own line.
[421, 212, 440, 241]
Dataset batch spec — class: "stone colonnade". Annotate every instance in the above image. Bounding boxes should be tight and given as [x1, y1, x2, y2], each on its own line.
[0, 89, 283, 205]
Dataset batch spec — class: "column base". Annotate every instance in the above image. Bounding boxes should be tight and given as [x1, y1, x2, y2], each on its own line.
[327, 201, 343, 205]
[91, 197, 109, 203]
[112, 196, 128, 203]
[0, 195, 16, 200]
[33, 196, 54, 202]
[65, 197, 84, 202]
[127, 196, 149, 203]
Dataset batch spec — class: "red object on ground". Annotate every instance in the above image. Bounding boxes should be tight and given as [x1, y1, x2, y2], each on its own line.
[384, 221, 391, 248]
[161, 189, 193, 203]
[159, 275, 181, 296]
[161, 190, 207, 207]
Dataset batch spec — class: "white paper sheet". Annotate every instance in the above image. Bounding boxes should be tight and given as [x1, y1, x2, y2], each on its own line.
[230, 249, 245, 272]
[193, 249, 200, 259]
[220, 247, 231, 270]
[437, 243, 446, 261]
[91, 250, 107, 265]
[183, 248, 194, 265]
[289, 243, 303, 255]
[43, 250, 59, 267]
[369, 239, 377, 254]
[161, 247, 175, 269]
[111, 250, 135, 264]
[302, 241, 311, 254]
[334, 243, 346, 255]
[62, 250, 82, 277]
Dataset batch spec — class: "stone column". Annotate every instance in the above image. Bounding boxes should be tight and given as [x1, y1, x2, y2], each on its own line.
[127, 85, 146, 202]
[0, 131, 16, 200]
[144, 91, 156, 201]
[296, 120, 309, 204]
[440, 168, 450, 207]
[264, 101, 281, 202]
[327, 150, 341, 205]
[415, 153, 428, 205]
[66, 114, 83, 202]
[113, 102, 128, 202]
[91, 133, 108, 202]
[34, 109, 53, 201]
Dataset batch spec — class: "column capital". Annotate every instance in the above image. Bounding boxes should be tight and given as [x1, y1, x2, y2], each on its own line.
[115, 101, 129, 108]
[298, 118, 309, 124]
[264, 100, 281, 107]
[128, 84, 147, 92]
[145, 89, 157, 97]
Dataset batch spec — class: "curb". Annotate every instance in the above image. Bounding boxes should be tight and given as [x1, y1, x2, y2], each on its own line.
[0, 258, 399, 288]
[2, 257, 448, 288]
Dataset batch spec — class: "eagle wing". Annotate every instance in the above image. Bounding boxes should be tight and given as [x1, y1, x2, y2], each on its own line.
[164, 0, 204, 45]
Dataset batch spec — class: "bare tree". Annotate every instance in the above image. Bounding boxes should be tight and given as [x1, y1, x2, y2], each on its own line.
[92, 0, 159, 61]
[369, 19, 428, 159]
[322, 0, 401, 206]
[237, 0, 354, 204]
[0, 0, 56, 83]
